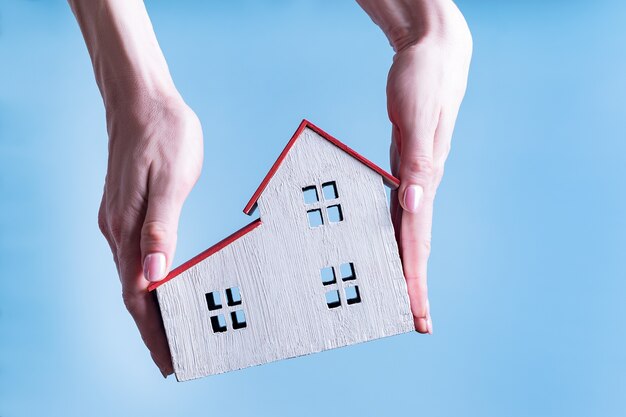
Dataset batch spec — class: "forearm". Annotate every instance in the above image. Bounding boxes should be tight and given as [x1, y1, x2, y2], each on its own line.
[356, 0, 469, 52]
[68, 0, 179, 108]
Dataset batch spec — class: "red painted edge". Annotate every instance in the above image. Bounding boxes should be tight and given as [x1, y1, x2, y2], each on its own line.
[242, 119, 400, 215]
[148, 218, 262, 292]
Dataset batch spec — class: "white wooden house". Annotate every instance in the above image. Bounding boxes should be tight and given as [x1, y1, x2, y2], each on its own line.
[149, 120, 413, 381]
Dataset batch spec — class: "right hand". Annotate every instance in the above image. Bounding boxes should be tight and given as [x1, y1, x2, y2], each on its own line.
[385, 3, 472, 334]
[97, 91, 203, 376]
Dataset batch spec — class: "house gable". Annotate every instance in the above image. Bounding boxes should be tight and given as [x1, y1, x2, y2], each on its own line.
[255, 125, 393, 236]
[243, 119, 399, 216]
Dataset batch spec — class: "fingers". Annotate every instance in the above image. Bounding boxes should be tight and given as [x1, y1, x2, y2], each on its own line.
[400, 194, 434, 334]
[99, 195, 175, 376]
[117, 245, 174, 376]
[392, 111, 442, 334]
[101, 169, 195, 377]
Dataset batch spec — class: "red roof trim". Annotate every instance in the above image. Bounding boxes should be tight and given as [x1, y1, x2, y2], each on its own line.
[148, 218, 262, 292]
[243, 119, 400, 215]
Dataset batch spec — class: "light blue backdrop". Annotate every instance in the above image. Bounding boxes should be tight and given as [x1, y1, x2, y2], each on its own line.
[1, 1, 625, 416]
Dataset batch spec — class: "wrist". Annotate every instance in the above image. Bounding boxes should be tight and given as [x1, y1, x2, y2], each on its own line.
[70, 0, 179, 109]
[360, 0, 470, 52]
[90, 22, 179, 110]
[98, 69, 180, 112]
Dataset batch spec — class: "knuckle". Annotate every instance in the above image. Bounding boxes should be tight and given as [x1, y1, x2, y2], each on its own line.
[141, 220, 170, 245]
[433, 165, 445, 185]
[122, 290, 141, 316]
[97, 197, 110, 237]
[419, 238, 432, 255]
[176, 173, 198, 197]
[107, 217, 126, 242]
[404, 155, 435, 180]
[97, 211, 109, 236]
[441, 141, 452, 159]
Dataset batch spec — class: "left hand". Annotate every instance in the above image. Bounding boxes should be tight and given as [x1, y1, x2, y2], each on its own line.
[387, 15, 472, 334]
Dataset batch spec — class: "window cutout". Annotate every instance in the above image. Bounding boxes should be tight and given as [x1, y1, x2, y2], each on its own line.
[325, 290, 341, 309]
[226, 287, 242, 306]
[302, 186, 319, 204]
[206, 291, 222, 311]
[322, 181, 338, 200]
[320, 267, 336, 285]
[339, 262, 356, 281]
[231, 310, 247, 329]
[307, 209, 324, 227]
[345, 285, 362, 305]
[327, 204, 343, 223]
[211, 314, 227, 332]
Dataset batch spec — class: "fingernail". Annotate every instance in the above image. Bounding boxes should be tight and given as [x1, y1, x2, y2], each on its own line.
[143, 253, 167, 282]
[426, 299, 433, 334]
[404, 185, 423, 213]
[414, 316, 429, 333]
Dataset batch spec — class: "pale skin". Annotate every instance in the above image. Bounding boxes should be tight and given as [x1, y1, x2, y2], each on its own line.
[68, 0, 471, 376]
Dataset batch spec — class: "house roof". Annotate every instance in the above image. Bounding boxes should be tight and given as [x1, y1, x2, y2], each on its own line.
[149, 120, 399, 292]
[242, 119, 400, 215]
[148, 218, 262, 292]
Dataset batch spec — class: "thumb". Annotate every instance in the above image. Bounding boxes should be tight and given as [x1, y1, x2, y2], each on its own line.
[394, 124, 436, 214]
[141, 185, 185, 283]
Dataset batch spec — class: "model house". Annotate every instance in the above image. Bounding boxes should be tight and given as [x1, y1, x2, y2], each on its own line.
[149, 120, 413, 381]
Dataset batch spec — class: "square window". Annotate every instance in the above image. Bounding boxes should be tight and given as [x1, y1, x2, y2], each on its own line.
[345, 285, 361, 305]
[320, 266, 336, 285]
[206, 291, 222, 311]
[231, 310, 247, 329]
[322, 181, 338, 200]
[339, 262, 356, 281]
[302, 185, 319, 204]
[210, 314, 227, 332]
[325, 290, 341, 309]
[307, 208, 324, 227]
[327, 204, 343, 223]
[226, 286, 242, 306]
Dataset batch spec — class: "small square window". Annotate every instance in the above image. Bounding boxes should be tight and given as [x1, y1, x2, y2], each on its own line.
[339, 262, 356, 281]
[345, 285, 361, 305]
[327, 204, 343, 223]
[307, 208, 324, 228]
[302, 186, 319, 204]
[210, 314, 227, 332]
[206, 291, 222, 311]
[231, 310, 247, 329]
[320, 267, 336, 285]
[225, 286, 242, 306]
[325, 290, 341, 309]
[322, 181, 338, 200]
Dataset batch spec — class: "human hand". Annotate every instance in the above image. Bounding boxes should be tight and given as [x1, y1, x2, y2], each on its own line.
[97, 93, 203, 375]
[68, 0, 203, 376]
[386, 4, 472, 334]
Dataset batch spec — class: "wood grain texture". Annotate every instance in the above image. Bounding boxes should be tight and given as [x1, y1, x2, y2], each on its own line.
[157, 127, 413, 382]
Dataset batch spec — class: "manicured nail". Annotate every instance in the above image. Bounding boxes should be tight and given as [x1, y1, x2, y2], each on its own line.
[404, 185, 423, 213]
[414, 316, 429, 333]
[426, 299, 433, 334]
[143, 253, 166, 282]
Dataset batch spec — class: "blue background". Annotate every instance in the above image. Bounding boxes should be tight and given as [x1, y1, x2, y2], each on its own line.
[1, 1, 625, 416]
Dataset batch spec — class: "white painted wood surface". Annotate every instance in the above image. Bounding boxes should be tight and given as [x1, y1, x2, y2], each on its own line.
[157, 127, 413, 381]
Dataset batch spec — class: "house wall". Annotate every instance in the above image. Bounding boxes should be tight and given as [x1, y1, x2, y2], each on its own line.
[157, 127, 413, 381]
